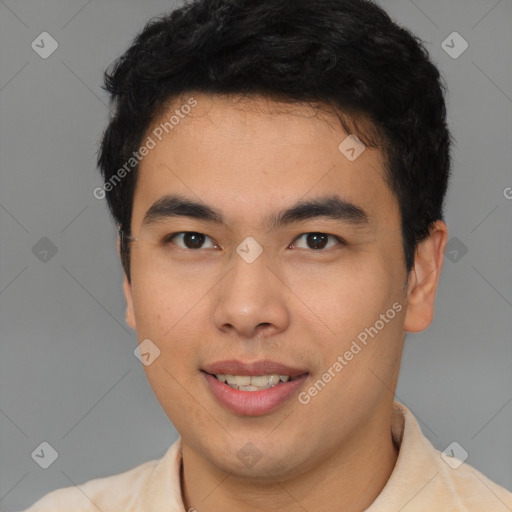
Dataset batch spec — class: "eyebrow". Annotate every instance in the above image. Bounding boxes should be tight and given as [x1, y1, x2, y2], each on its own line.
[141, 193, 369, 230]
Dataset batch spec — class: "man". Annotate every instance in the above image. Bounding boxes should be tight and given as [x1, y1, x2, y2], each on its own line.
[25, 0, 512, 510]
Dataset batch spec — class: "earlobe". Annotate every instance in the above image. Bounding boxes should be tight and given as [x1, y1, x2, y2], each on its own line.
[403, 220, 448, 333]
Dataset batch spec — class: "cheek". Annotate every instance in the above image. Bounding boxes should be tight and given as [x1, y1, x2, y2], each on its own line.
[292, 256, 406, 401]
[130, 259, 205, 336]
[133, 281, 205, 421]
[286, 257, 396, 342]
[129, 277, 209, 399]
[296, 296, 405, 434]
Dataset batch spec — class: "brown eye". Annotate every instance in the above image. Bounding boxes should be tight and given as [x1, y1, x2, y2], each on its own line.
[166, 232, 218, 250]
[292, 233, 344, 250]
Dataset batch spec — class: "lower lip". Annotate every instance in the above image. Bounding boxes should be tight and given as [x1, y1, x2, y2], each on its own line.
[202, 372, 309, 416]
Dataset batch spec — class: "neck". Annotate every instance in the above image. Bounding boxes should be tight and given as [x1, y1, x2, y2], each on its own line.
[180, 402, 399, 512]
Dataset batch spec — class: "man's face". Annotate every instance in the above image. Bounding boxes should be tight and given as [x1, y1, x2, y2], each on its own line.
[123, 94, 414, 479]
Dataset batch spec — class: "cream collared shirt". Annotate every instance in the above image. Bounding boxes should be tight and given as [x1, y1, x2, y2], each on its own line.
[24, 402, 512, 511]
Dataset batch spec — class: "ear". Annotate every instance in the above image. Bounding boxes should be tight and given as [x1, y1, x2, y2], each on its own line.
[123, 273, 137, 331]
[403, 220, 448, 333]
[117, 233, 137, 331]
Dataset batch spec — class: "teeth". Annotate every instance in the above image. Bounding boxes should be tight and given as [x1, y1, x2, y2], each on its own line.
[214, 373, 292, 390]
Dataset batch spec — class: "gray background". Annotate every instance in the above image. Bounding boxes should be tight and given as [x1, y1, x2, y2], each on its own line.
[0, 0, 511, 509]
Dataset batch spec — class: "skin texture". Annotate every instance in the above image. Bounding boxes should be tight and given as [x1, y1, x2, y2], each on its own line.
[121, 93, 448, 512]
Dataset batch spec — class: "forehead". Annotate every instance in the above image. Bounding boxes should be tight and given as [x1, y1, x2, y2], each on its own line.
[131, 93, 399, 233]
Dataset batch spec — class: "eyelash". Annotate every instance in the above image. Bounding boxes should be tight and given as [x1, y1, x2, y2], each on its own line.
[163, 231, 346, 251]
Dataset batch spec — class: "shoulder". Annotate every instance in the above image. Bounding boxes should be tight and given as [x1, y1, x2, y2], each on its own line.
[437, 455, 512, 511]
[23, 456, 161, 511]
[393, 402, 512, 511]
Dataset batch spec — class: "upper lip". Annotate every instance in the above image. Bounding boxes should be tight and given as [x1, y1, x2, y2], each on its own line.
[202, 359, 308, 377]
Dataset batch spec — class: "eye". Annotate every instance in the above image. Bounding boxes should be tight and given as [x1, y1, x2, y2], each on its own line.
[291, 232, 344, 251]
[163, 231, 344, 251]
[165, 232, 219, 250]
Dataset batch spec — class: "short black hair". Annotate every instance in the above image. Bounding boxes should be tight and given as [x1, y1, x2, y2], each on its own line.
[97, 0, 452, 282]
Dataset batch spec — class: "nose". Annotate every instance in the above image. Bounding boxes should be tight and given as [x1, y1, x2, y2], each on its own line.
[212, 249, 290, 340]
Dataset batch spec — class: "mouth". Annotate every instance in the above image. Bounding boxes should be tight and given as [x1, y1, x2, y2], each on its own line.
[200, 360, 309, 416]
[206, 372, 301, 391]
